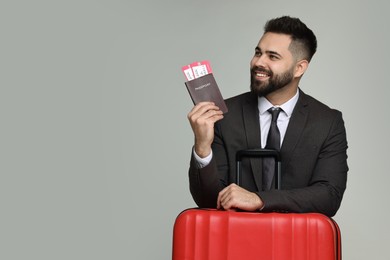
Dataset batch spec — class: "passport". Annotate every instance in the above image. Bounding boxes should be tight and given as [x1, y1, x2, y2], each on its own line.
[185, 73, 228, 114]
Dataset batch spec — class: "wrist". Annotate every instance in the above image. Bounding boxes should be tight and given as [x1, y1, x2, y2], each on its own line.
[255, 194, 265, 211]
[194, 144, 211, 158]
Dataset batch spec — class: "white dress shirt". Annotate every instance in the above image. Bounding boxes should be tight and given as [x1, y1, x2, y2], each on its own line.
[194, 90, 300, 168]
[258, 90, 299, 148]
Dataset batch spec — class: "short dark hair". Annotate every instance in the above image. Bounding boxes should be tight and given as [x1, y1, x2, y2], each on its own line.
[264, 16, 317, 62]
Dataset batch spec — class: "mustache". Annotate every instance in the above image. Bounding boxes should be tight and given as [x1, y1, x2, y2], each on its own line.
[251, 66, 273, 76]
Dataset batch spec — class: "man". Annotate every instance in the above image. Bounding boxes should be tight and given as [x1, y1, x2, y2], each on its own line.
[187, 16, 348, 217]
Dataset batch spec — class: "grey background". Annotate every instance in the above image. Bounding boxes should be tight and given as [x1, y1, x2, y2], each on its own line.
[1, 0, 389, 259]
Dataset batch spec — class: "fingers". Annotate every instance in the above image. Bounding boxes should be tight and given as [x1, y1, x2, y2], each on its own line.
[188, 101, 220, 115]
[217, 184, 263, 211]
[188, 102, 223, 123]
[187, 102, 224, 158]
[187, 102, 224, 131]
[217, 184, 239, 210]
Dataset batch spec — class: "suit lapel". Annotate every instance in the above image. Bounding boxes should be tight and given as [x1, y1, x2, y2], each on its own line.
[242, 94, 262, 149]
[280, 90, 309, 166]
[242, 94, 263, 190]
[240, 90, 309, 190]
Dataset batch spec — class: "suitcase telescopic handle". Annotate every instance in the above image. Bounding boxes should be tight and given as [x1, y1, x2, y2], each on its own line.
[236, 149, 281, 190]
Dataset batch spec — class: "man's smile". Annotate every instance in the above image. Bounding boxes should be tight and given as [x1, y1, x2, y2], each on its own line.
[253, 68, 272, 80]
[256, 72, 270, 79]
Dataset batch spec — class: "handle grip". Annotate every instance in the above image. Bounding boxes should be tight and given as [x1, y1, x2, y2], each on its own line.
[236, 149, 281, 190]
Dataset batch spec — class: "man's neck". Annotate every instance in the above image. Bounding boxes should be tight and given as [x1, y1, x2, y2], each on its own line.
[265, 83, 299, 106]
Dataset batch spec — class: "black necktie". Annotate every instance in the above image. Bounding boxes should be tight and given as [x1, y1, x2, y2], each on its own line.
[262, 107, 282, 190]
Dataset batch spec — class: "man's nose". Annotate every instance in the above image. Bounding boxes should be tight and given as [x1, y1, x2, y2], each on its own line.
[252, 55, 267, 67]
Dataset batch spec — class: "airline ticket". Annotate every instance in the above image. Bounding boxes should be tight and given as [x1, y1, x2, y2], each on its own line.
[181, 60, 213, 81]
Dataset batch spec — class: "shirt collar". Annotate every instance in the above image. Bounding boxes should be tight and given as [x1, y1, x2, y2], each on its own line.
[258, 89, 300, 118]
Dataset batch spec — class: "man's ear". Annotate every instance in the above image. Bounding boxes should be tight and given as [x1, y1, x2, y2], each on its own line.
[294, 60, 309, 78]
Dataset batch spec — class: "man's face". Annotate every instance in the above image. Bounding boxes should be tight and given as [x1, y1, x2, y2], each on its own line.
[250, 32, 296, 97]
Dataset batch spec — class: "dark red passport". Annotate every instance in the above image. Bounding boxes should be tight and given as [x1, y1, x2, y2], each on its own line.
[185, 73, 228, 113]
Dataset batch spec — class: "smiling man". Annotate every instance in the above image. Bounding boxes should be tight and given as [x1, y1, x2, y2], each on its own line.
[187, 16, 348, 217]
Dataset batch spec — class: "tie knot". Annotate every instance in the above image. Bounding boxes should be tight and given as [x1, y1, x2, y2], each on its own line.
[268, 107, 282, 122]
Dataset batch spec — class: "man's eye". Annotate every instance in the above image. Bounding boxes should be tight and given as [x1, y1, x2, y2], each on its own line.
[254, 51, 261, 57]
[270, 55, 279, 60]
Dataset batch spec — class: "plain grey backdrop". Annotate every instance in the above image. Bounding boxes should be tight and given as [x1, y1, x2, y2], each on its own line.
[1, 0, 389, 259]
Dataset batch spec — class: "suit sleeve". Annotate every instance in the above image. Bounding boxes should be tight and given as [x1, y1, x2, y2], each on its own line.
[257, 111, 348, 217]
[188, 123, 229, 208]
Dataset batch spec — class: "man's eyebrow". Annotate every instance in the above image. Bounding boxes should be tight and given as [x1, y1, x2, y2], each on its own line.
[254, 47, 282, 57]
[266, 50, 282, 57]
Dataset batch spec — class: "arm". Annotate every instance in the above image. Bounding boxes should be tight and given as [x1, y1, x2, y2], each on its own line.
[189, 94, 266, 210]
[188, 102, 224, 207]
[258, 112, 348, 217]
[189, 110, 264, 210]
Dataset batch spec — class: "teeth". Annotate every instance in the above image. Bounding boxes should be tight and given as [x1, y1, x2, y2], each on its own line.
[256, 73, 268, 77]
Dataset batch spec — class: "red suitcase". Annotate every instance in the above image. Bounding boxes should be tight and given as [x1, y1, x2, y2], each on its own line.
[172, 208, 341, 260]
[174, 150, 341, 259]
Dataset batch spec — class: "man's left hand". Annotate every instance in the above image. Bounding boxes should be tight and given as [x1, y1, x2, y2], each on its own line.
[217, 184, 264, 211]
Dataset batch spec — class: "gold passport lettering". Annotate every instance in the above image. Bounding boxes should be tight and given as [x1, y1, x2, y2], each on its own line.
[195, 83, 211, 91]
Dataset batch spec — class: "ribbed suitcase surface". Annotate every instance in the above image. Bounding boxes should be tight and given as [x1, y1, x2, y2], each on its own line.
[172, 209, 341, 260]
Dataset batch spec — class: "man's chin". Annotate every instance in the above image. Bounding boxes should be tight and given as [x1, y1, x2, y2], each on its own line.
[250, 84, 273, 97]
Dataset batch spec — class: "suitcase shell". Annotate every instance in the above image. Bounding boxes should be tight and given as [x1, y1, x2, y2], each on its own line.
[172, 209, 341, 260]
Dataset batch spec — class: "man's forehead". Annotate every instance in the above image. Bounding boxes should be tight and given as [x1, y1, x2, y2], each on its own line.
[257, 32, 292, 51]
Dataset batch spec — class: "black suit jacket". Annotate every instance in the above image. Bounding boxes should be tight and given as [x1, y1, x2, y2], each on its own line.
[189, 90, 348, 217]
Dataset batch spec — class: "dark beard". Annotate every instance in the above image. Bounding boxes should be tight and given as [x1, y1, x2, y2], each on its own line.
[250, 66, 294, 97]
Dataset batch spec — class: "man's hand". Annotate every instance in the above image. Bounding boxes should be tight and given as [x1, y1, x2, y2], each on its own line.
[217, 184, 264, 211]
[187, 102, 224, 158]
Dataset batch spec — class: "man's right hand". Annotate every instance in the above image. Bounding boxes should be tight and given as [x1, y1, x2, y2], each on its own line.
[187, 102, 224, 158]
